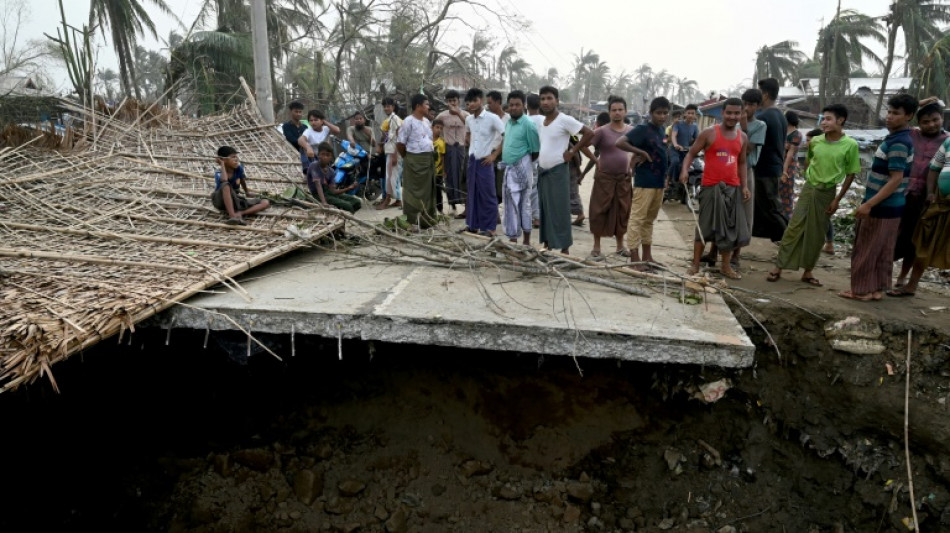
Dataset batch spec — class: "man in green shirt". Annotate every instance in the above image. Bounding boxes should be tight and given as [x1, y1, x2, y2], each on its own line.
[767, 104, 860, 285]
[500, 90, 540, 244]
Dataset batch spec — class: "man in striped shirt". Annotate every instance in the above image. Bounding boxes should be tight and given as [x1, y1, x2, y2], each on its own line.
[839, 94, 918, 301]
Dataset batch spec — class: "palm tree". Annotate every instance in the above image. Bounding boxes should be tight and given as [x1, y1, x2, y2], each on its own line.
[674, 77, 699, 105]
[874, 0, 950, 119]
[914, 34, 950, 103]
[754, 40, 806, 85]
[90, 0, 174, 100]
[814, 4, 886, 108]
[570, 48, 601, 104]
[167, 29, 254, 114]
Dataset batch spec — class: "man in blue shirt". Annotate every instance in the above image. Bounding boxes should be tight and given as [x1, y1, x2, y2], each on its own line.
[670, 103, 698, 187]
[211, 146, 270, 225]
[615, 96, 671, 269]
[281, 101, 308, 152]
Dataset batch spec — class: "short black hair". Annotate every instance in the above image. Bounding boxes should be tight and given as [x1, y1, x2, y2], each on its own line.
[685, 103, 698, 112]
[539, 85, 559, 100]
[464, 88, 484, 102]
[741, 88, 762, 105]
[821, 103, 849, 123]
[487, 90, 503, 103]
[445, 89, 460, 100]
[526, 93, 540, 111]
[410, 93, 428, 111]
[649, 96, 670, 112]
[916, 101, 942, 120]
[308, 109, 325, 120]
[757, 78, 779, 100]
[607, 95, 627, 110]
[289, 101, 304, 111]
[432, 118, 444, 127]
[671, 110, 683, 118]
[382, 96, 396, 107]
[217, 146, 237, 158]
[723, 97, 744, 109]
[806, 128, 823, 139]
[317, 142, 334, 155]
[887, 94, 918, 116]
[785, 110, 800, 127]
[596, 112, 610, 126]
[506, 90, 526, 105]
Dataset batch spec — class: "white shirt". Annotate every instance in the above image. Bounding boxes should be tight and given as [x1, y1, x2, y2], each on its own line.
[465, 111, 505, 159]
[528, 114, 544, 130]
[538, 112, 583, 170]
[491, 112, 510, 149]
[301, 127, 330, 149]
[397, 115, 434, 153]
[384, 113, 403, 154]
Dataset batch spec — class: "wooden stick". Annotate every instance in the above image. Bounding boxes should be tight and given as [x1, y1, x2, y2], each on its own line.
[904, 330, 920, 533]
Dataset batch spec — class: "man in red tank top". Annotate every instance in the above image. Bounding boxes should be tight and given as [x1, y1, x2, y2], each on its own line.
[679, 98, 750, 278]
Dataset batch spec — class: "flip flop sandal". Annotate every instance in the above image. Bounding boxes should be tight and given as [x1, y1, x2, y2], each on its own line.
[837, 290, 874, 302]
[801, 277, 822, 286]
[766, 271, 781, 282]
[615, 248, 631, 257]
[721, 270, 742, 280]
[572, 220, 586, 227]
[886, 288, 915, 297]
[589, 251, 606, 262]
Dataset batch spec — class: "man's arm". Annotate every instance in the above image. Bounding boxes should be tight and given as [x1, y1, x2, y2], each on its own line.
[326, 121, 341, 135]
[565, 125, 594, 163]
[282, 123, 298, 148]
[616, 130, 650, 161]
[671, 124, 683, 151]
[925, 168, 939, 202]
[396, 142, 407, 158]
[346, 126, 356, 144]
[856, 169, 904, 218]
[828, 174, 856, 214]
[738, 132, 750, 200]
[299, 135, 314, 158]
[782, 135, 799, 181]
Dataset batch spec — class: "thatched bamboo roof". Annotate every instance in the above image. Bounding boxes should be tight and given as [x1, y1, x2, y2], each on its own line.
[0, 93, 343, 393]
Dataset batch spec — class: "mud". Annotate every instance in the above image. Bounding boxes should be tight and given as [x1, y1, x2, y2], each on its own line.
[1, 298, 948, 533]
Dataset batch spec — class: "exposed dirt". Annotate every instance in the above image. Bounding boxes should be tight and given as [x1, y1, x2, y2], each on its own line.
[2, 202, 949, 533]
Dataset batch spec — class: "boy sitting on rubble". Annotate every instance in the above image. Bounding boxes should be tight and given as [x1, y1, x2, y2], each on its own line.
[211, 146, 270, 225]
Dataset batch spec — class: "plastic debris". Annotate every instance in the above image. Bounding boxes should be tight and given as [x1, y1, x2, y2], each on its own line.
[696, 379, 732, 403]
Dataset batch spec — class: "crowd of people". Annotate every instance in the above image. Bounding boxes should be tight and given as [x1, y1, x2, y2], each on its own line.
[209, 79, 950, 300]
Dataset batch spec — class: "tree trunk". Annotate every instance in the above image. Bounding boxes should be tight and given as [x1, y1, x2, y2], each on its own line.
[875, 23, 899, 125]
[124, 39, 143, 101]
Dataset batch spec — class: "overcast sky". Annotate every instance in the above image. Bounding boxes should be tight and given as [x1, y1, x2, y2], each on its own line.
[21, 0, 898, 96]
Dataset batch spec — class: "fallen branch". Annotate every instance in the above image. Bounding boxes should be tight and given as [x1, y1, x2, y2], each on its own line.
[904, 330, 920, 533]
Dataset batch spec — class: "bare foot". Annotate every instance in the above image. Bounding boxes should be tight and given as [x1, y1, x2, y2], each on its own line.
[686, 265, 699, 276]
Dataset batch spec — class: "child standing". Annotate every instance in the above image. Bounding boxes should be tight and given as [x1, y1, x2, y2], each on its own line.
[432, 118, 447, 214]
[211, 146, 270, 225]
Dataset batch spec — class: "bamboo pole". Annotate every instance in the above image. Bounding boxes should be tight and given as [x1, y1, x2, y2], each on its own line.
[1, 222, 266, 251]
[0, 248, 202, 272]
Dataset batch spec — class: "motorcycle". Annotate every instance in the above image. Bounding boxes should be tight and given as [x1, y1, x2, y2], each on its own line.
[664, 155, 703, 211]
[328, 136, 383, 202]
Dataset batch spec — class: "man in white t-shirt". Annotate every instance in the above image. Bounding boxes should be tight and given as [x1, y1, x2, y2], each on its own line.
[488, 90, 510, 206]
[537, 85, 594, 254]
[298, 109, 340, 174]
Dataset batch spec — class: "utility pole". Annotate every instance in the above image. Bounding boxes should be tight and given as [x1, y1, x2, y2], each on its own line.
[250, 0, 274, 123]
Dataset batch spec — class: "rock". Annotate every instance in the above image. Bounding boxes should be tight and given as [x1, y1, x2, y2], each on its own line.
[658, 517, 676, 529]
[337, 523, 361, 533]
[326, 497, 355, 515]
[563, 504, 581, 523]
[430, 484, 446, 497]
[579, 472, 590, 482]
[492, 484, 523, 500]
[232, 448, 275, 472]
[295, 469, 324, 505]
[717, 526, 737, 533]
[664, 448, 686, 474]
[566, 482, 594, 503]
[338, 479, 366, 497]
[385, 507, 408, 533]
[212, 454, 230, 476]
[591, 502, 601, 516]
[374, 505, 389, 521]
[289, 511, 302, 520]
[824, 317, 886, 354]
[619, 518, 635, 529]
[459, 460, 493, 477]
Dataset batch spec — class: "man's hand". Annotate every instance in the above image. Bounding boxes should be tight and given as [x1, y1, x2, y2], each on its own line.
[562, 149, 575, 163]
[306, 148, 315, 159]
[742, 187, 751, 202]
[448, 103, 461, 116]
[673, 144, 683, 151]
[826, 199, 840, 215]
[855, 203, 871, 219]
[926, 192, 936, 205]
[481, 153, 497, 166]
[679, 170, 689, 184]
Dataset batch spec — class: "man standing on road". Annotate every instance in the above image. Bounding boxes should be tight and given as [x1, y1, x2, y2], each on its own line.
[435, 90, 469, 218]
[670, 103, 698, 186]
[376, 97, 403, 210]
[396, 94, 437, 230]
[752, 78, 789, 242]
[500, 90, 540, 244]
[488, 90, 510, 207]
[526, 93, 545, 227]
[464, 88, 505, 236]
[680, 98, 750, 278]
[615, 96, 671, 269]
[767, 104, 860, 287]
[586, 96, 633, 259]
[537, 85, 594, 254]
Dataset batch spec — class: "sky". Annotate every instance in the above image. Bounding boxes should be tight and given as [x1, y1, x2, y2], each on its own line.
[17, 0, 899, 97]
